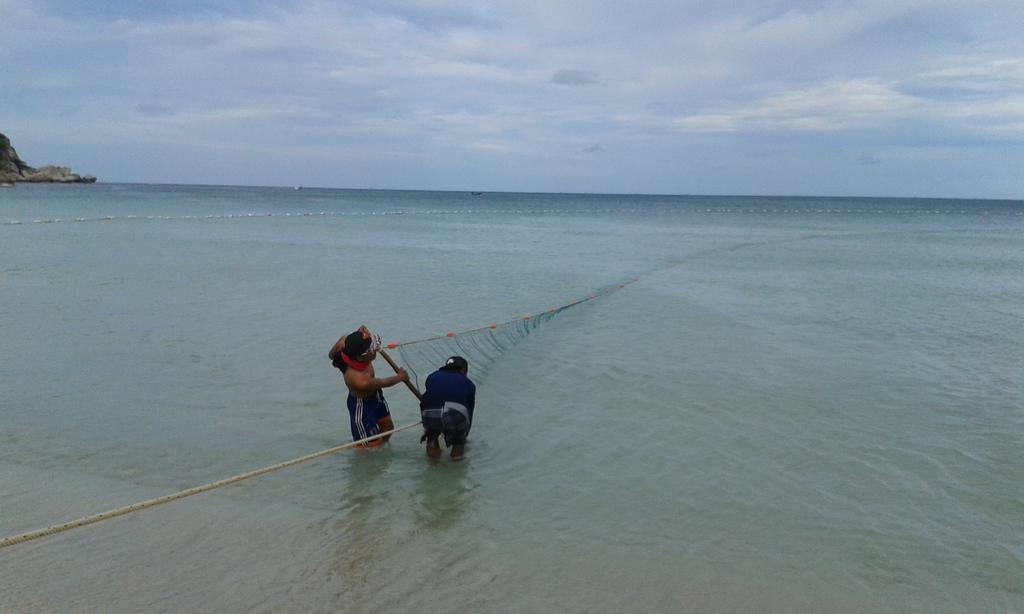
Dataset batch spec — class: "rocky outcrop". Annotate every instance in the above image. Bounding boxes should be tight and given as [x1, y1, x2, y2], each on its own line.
[20, 165, 98, 183]
[0, 133, 32, 180]
[0, 133, 97, 183]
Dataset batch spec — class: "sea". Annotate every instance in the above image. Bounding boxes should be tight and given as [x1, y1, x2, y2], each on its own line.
[1, 183, 1022, 613]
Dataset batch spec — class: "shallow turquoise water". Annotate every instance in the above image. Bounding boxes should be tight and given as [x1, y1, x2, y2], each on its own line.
[1, 184, 1022, 612]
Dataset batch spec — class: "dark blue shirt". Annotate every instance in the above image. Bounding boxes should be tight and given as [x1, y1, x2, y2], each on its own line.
[420, 369, 476, 416]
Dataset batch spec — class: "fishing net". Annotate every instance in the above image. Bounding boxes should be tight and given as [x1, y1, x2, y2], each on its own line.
[383, 280, 634, 390]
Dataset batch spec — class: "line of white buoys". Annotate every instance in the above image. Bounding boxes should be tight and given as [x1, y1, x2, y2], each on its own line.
[3, 206, 1022, 227]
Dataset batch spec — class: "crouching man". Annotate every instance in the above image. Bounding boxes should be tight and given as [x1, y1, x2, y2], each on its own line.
[420, 356, 475, 460]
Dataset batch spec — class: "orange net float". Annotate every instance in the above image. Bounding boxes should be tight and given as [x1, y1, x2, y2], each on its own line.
[489, 324, 497, 329]
[446, 331, 455, 337]
[523, 315, 531, 320]
[386, 342, 397, 349]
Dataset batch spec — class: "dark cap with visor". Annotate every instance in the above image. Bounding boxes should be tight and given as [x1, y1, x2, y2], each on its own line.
[440, 356, 469, 372]
[342, 330, 372, 358]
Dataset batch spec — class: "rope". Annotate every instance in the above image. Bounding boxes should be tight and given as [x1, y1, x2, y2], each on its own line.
[1, 278, 638, 550]
[0, 421, 422, 550]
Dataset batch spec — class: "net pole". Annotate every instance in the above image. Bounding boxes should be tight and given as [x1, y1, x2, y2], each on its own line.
[379, 349, 422, 401]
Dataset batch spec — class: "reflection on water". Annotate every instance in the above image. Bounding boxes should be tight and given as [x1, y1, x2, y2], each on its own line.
[411, 458, 474, 533]
[330, 450, 394, 587]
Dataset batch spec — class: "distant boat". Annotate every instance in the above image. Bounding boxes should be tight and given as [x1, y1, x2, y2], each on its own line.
[470, 191, 483, 196]
[0, 182, 15, 188]
[293, 186, 302, 191]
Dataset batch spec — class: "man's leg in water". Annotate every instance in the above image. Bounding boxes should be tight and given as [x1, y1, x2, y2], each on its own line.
[377, 415, 394, 442]
[358, 416, 388, 449]
[425, 434, 441, 459]
[448, 429, 467, 460]
[421, 411, 443, 459]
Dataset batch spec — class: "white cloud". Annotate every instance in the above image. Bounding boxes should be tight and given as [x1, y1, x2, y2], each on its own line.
[673, 80, 921, 133]
[2, 0, 1023, 196]
[915, 55, 1024, 93]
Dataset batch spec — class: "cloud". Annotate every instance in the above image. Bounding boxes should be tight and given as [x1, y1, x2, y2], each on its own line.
[2, 0, 1023, 197]
[551, 69, 599, 86]
[857, 153, 881, 165]
[915, 56, 1024, 93]
[673, 79, 921, 133]
[136, 103, 175, 117]
[672, 114, 741, 133]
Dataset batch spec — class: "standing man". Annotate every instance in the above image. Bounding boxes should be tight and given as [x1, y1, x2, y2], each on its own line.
[419, 356, 476, 460]
[329, 325, 408, 448]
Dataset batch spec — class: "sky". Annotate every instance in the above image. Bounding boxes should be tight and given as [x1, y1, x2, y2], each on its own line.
[2, 0, 1023, 198]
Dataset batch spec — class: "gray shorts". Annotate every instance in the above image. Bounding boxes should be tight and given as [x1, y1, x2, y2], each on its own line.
[421, 401, 471, 447]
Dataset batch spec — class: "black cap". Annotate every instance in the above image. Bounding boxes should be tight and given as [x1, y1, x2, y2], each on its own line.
[342, 330, 371, 358]
[440, 356, 468, 372]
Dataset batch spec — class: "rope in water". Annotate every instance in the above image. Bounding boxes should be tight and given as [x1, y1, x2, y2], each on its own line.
[0, 422, 422, 550]
[0, 279, 638, 550]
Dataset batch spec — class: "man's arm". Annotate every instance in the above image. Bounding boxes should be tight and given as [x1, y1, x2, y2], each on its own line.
[328, 335, 346, 362]
[346, 368, 409, 396]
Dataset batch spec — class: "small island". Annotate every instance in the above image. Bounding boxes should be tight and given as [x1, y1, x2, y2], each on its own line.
[0, 133, 96, 185]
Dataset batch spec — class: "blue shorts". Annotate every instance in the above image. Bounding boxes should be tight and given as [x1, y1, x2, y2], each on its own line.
[347, 391, 392, 443]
